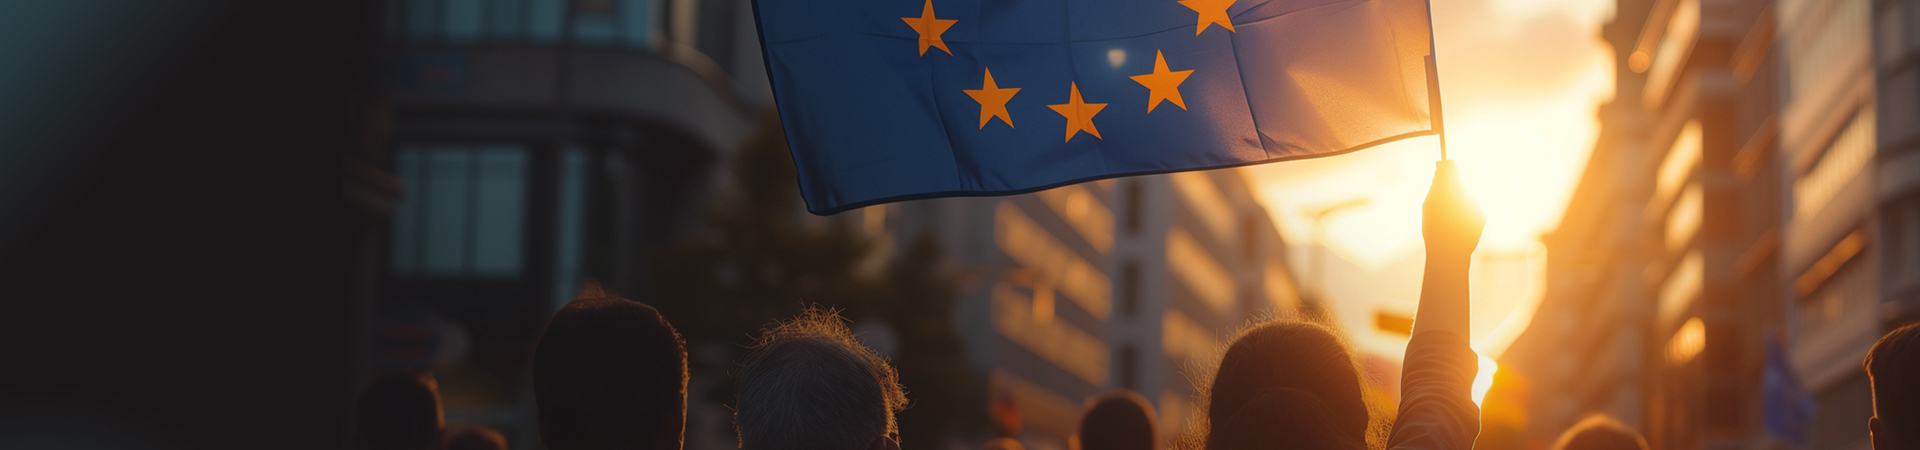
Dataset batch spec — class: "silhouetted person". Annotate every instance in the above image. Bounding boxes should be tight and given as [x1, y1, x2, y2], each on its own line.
[1547, 415, 1647, 450]
[446, 427, 509, 450]
[735, 307, 907, 450]
[533, 284, 688, 450]
[356, 371, 445, 450]
[1204, 320, 1371, 450]
[1077, 390, 1157, 450]
[1201, 161, 1484, 450]
[1866, 322, 1919, 450]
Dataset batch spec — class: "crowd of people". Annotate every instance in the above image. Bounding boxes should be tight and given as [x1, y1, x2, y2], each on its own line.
[355, 164, 1918, 450]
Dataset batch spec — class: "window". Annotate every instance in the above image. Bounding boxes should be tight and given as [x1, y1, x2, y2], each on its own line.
[1665, 184, 1702, 253]
[1116, 344, 1139, 390]
[1172, 171, 1235, 240]
[995, 202, 1113, 319]
[1785, 0, 1869, 102]
[1640, 0, 1698, 108]
[991, 281, 1109, 385]
[1665, 317, 1705, 365]
[1655, 120, 1702, 203]
[1161, 310, 1220, 364]
[1035, 184, 1114, 253]
[389, 144, 530, 278]
[551, 147, 589, 310]
[1658, 250, 1704, 324]
[1167, 227, 1235, 314]
[1794, 109, 1875, 224]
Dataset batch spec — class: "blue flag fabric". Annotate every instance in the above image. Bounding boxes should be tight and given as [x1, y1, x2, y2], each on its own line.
[752, 0, 1438, 214]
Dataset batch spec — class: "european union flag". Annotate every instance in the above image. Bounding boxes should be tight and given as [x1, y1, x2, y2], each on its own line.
[752, 0, 1440, 214]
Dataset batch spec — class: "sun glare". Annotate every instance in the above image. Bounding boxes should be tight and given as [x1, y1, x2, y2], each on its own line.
[1472, 355, 1499, 406]
[1246, 0, 1613, 364]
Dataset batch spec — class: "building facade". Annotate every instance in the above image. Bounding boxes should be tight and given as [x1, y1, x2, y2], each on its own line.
[883, 168, 1303, 450]
[1497, 0, 1782, 447]
[359, 0, 771, 448]
[1500, 0, 1920, 449]
[1779, 0, 1920, 448]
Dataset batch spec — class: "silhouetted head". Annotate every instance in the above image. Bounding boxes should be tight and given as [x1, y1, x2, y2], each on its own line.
[446, 427, 508, 450]
[1548, 415, 1646, 450]
[1077, 390, 1157, 450]
[1203, 320, 1368, 450]
[735, 307, 907, 450]
[356, 371, 445, 450]
[533, 285, 688, 450]
[1866, 322, 1920, 450]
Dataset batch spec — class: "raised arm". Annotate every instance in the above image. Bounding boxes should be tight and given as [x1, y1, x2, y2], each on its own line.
[1414, 160, 1484, 337]
[1386, 160, 1487, 450]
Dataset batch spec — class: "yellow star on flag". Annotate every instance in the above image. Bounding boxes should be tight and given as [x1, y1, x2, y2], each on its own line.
[901, 0, 957, 56]
[964, 68, 1020, 129]
[1048, 82, 1107, 142]
[1129, 50, 1194, 112]
[1178, 0, 1236, 35]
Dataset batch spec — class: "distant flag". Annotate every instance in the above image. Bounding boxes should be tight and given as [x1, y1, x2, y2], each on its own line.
[751, 0, 1445, 214]
[1761, 338, 1816, 445]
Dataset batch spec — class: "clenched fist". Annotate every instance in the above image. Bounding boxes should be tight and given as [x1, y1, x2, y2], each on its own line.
[1423, 160, 1485, 263]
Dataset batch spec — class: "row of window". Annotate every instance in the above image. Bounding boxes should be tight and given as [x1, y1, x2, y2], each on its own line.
[1794, 109, 1875, 224]
[995, 201, 1115, 320]
[386, 143, 591, 285]
[389, 144, 531, 276]
[1785, 0, 1869, 103]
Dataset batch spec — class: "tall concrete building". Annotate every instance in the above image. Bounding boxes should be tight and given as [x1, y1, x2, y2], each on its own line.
[360, 0, 770, 448]
[1496, 0, 1784, 448]
[883, 168, 1303, 450]
[1500, 0, 1920, 449]
[1778, 0, 1920, 449]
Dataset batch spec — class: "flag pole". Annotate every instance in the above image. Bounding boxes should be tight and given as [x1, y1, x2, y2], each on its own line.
[1424, 0, 1447, 161]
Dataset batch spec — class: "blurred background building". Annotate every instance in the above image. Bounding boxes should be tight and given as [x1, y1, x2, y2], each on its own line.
[348, 2, 1307, 450]
[883, 170, 1303, 450]
[344, 0, 1920, 449]
[1492, 0, 1920, 449]
[1782, 0, 1920, 448]
[351, 0, 771, 447]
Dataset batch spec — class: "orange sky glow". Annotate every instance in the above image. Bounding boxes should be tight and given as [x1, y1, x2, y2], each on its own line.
[1245, 0, 1617, 365]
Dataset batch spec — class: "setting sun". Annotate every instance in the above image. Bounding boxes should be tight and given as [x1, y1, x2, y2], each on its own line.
[1246, 0, 1614, 363]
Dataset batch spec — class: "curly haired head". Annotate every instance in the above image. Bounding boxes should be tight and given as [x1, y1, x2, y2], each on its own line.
[735, 307, 908, 450]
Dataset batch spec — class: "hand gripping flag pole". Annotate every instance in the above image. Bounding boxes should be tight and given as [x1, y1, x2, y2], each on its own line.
[1425, 0, 1448, 161]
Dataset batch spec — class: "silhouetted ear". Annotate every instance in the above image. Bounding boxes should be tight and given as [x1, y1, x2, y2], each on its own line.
[1870, 417, 1887, 450]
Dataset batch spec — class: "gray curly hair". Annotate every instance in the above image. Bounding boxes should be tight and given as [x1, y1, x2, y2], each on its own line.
[735, 307, 909, 450]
